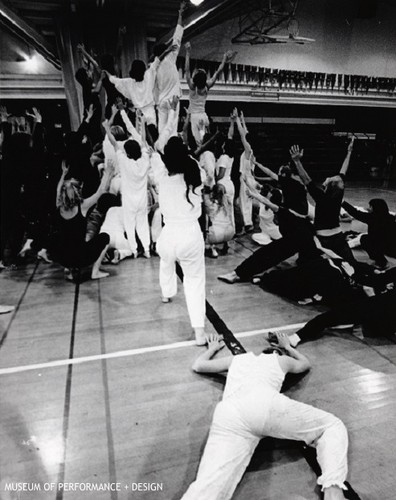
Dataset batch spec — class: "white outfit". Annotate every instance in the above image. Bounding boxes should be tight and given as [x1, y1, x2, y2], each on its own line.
[188, 87, 209, 146]
[251, 205, 282, 245]
[239, 150, 255, 227]
[151, 153, 205, 328]
[103, 134, 122, 195]
[205, 198, 235, 245]
[199, 151, 216, 189]
[182, 352, 348, 500]
[217, 154, 235, 229]
[156, 24, 183, 136]
[117, 148, 150, 254]
[154, 108, 178, 154]
[100, 207, 132, 261]
[109, 58, 160, 125]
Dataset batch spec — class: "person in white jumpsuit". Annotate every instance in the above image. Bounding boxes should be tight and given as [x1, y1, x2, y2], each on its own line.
[182, 333, 349, 500]
[184, 42, 236, 146]
[154, 1, 185, 136]
[150, 136, 210, 346]
[103, 113, 151, 258]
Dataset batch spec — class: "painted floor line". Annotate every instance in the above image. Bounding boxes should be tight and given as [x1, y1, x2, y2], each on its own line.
[0, 323, 305, 376]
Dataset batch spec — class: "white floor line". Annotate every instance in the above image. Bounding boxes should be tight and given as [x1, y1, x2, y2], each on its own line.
[0, 323, 305, 376]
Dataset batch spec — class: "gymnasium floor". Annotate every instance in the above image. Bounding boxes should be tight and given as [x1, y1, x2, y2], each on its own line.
[1, 184, 396, 500]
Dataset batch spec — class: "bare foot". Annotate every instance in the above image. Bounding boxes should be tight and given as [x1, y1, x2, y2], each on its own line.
[91, 270, 110, 280]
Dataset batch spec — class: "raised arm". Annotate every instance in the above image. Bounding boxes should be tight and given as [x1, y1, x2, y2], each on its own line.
[81, 161, 115, 215]
[177, 0, 186, 28]
[289, 145, 311, 186]
[192, 338, 232, 373]
[102, 119, 121, 151]
[339, 137, 355, 176]
[254, 160, 278, 181]
[228, 111, 235, 140]
[56, 162, 69, 208]
[77, 44, 100, 71]
[235, 109, 252, 157]
[194, 130, 220, 157]
[119, 103, 142, 146]
[184, 42, 194, 90]
[207, 50, 236, 89]
[276, 332, 311, 374]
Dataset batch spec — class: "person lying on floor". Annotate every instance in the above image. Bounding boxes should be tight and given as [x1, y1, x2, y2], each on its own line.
[281, 267, 396, 346]
[181, 333, 349, 500]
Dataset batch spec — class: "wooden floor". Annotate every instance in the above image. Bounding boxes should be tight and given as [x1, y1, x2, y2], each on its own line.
[1, 184, 396, 500]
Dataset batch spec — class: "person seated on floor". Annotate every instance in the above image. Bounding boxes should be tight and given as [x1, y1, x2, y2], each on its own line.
[342, 198, 396, 269]
[282, 266, 396, 346]
[204, 183, 235, 258]
[181, 333, 349, 500]
[289, 140, 356, 263]
[218, 176, 320, 284]
[251, 185, 282, 246]
[51, 161, 114, 280]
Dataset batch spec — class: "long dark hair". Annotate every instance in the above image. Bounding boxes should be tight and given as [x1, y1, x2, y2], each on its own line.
[163, 136, 202, 205]
[369, 198, 391, 219]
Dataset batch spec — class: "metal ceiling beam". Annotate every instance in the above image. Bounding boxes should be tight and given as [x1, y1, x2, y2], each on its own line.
[156, 0, 242, 45]
[0, 0, 61, 70]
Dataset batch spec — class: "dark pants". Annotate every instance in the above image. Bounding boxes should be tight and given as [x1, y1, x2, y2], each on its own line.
[235, 227, 319, 281]
[317, 232, 356, 263]
[54, 232, 109, 269]
[296, 289, 396, 341]
[360, 234, 388, 266]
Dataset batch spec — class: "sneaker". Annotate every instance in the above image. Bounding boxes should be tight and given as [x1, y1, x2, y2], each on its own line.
[161, 297, 171, 303]
[217, 271, 240, 284]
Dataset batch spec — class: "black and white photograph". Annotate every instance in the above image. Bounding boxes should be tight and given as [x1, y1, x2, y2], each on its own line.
[1, 0, 396, 498]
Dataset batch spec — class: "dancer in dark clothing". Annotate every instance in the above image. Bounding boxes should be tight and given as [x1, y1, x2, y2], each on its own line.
[218, 179, 320, 284]
[290, 140, 356, 263]
[342, 198, 396, 268]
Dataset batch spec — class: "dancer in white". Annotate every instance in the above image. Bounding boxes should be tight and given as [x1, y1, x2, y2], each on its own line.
[182, 333, 349, 500]
[103, 112, 151, 258]
[150, 136, 212, 345]
[185, 42, 236, 146]
[154, 1, 186, 136]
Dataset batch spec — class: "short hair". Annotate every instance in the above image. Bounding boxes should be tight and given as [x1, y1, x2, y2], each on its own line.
[58, 179, 82, 210]
[129, 60, 146, 81]
[223, 138, 235, 158]
[124, 139, 141, 160]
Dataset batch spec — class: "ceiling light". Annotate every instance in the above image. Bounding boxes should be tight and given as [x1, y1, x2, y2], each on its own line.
[25, 55, 39, 72]
[190, 0, 204, 5]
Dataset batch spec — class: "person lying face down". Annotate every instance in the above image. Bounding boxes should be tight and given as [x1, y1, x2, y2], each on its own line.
[181, 333, 349, 500]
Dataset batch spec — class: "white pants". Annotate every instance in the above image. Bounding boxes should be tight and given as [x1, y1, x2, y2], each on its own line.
[190, 112, 209, 147]
[158, 101, 179, 137]
[150, 208, 162, 243]
[182, 393, 348, 500]
[123, 206, 150, 254]
[108, 231, 133, 261]
[239, 178, 253, 227]
[218, 179, 235, 230]
[157, 223, 205, 328]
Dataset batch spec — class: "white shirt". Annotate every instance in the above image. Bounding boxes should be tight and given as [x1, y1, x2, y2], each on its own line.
[199, 150, 216, 188]
[101, 207, 125, 234]
[150, 152, 202, 226]
[217, 153, 233, 181]
[155, 24, 183, 105]
[117, 148, 150, 210]
[110, 58, 160, 109]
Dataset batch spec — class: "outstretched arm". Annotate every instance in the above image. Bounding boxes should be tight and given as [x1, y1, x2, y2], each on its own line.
[207, 50, 236, 89]
[254, 160, 278, 181]
[235, 109, 252, 157]
[184, 42, 194, 90]
[289, 145, 311, 186]
[341, 201, 369, 224]
[192, 338, 232, 373]
[77, 44, 100, 71]
[228, 112, 235, 140]
[102, 119, 121, 151]
[56, 162, 69, 208]
[339, 137, 355, 176]
[243, 175, 279, 212]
